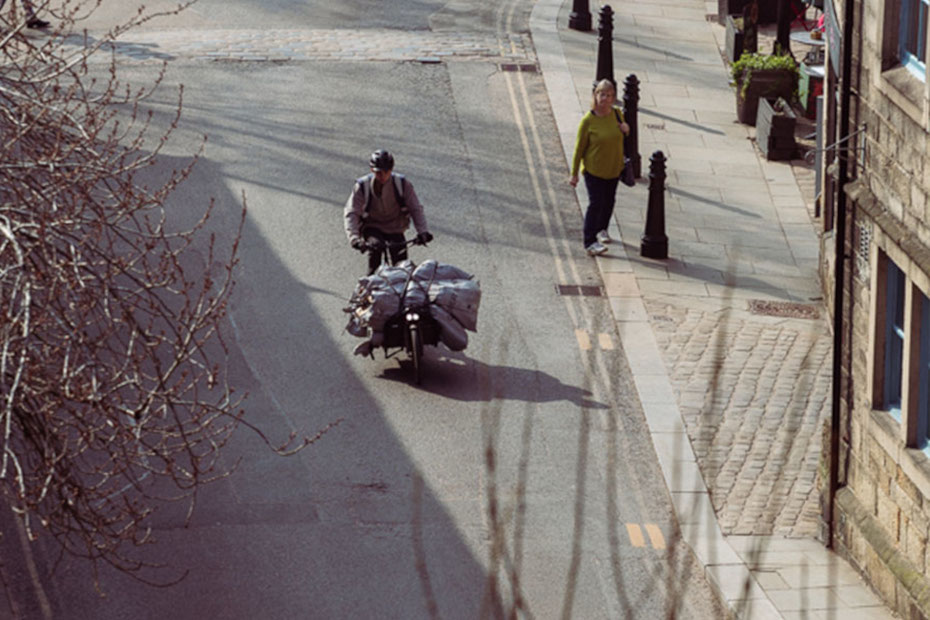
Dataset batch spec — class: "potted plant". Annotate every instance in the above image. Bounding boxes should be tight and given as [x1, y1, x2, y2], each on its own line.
[755, 97, 797, 160]
[731, 52, 799, 126]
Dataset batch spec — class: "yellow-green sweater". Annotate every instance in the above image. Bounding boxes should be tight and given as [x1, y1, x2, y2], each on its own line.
[571, 106, 625, 180]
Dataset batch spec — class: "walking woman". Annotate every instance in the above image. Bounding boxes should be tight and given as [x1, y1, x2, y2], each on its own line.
[569, 78, 630, 256]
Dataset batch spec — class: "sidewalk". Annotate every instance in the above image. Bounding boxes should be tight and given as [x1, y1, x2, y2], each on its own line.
[530, 1, 897, 618]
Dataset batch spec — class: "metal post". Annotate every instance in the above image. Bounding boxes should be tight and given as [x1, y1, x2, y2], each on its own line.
[622, 74, 641, 179]
[774, 0, 791, 54]
[827, 0, 856, 552]
[815, 95, 824, 217]
[641, 151, 668, 259]
[569, 0, 592, 31]
[594, 5, 614, 88]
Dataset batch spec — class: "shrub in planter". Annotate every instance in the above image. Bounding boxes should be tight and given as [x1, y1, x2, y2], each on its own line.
[756, 97, 797, 160]
[731, 52, 798, 126]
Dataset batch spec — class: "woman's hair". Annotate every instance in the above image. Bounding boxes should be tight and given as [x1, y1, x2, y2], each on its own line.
[591, 78, 616, 109]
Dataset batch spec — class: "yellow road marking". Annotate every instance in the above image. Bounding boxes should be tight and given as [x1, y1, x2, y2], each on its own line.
[598, 333, 614, 350]
[575, 329, 591, 351]
[626, 523, 646, 547]
[645, 524, 666, 549]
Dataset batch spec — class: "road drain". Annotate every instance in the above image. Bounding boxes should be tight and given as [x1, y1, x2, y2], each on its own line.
[500, 63, 538, 72]
[748, 299, 821, 319]
[557, 284, 603, 297]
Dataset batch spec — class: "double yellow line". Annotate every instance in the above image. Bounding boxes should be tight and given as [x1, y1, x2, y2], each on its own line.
[626, 523, 667, 549]
[575, 328, 615, 351]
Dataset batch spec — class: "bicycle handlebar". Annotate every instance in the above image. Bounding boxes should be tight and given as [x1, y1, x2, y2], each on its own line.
[365, 237, 424, 252]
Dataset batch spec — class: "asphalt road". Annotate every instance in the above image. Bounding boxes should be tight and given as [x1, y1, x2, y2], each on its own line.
[3, 0, 729, 618]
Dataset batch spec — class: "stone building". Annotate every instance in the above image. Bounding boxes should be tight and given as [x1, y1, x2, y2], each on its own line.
[819, 0, 930, 616]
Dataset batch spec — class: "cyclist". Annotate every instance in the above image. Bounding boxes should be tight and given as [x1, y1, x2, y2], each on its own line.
[345, 149, 433, 275]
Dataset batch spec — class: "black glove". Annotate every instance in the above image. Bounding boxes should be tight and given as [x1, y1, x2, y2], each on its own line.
[350, 237, 366, 252]
[415, 232, 433, 246]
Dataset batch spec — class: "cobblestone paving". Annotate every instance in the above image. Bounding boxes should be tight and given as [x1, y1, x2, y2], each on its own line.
[67, 29, 533, 63]
[646, 300, 832, 538]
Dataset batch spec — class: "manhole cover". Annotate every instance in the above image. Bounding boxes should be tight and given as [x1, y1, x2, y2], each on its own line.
[748, 299, 821, 319]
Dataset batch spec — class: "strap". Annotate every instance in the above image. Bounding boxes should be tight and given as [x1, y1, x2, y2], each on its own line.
[361, 172, 407, 214]
[392, 173, 407, 211]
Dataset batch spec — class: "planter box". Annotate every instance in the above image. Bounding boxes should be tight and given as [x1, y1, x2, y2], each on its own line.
[725, 15, 757, 63]
[735, 68, 797, 126]
[756, 97, 796, 160]
[717, 0, 778, 25]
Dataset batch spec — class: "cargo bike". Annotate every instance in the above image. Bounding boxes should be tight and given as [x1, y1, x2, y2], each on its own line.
[344, 238, 480, 385]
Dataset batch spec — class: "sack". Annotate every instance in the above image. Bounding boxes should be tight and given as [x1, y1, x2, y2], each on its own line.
[431, 305, 469, 351]
[620, 157, 635, 187]
[428, 279, 481, 332]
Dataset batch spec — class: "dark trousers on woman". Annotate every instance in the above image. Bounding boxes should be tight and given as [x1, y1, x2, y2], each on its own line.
[582, 172, 620, 247]
[362, 227, 407, 275]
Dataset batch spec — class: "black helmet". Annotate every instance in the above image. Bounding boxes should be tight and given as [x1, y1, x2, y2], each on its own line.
[369, 149, 395, 172]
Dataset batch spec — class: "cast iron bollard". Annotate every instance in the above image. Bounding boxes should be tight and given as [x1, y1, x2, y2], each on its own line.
[569, 0, 592, 31]
[622, 74, 641, 179]
[641, 151, 668, 259]
[594, 5, 614, 88]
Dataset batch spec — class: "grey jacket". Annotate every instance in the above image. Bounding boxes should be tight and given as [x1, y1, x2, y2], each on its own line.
[344, 173, 429, 243]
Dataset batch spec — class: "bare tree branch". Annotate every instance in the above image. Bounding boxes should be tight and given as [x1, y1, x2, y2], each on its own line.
[0, 0, 328, 586]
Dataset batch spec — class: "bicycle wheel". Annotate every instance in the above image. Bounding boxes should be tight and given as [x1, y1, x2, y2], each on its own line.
[409, 324, 423, 385]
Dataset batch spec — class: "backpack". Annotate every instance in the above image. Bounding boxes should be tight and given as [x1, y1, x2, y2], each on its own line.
[357, 173, 408, 216]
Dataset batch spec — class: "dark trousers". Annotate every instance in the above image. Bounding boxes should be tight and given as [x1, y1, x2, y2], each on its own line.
[582, 172, 620, 247]
[362, 227, 407, 275]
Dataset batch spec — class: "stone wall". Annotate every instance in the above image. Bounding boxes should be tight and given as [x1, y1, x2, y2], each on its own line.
[819, 0, 930, 615]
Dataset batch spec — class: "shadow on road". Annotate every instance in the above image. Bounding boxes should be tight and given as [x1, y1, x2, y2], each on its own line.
[22, 151, 497, 620]
[377, 351, 608, 409]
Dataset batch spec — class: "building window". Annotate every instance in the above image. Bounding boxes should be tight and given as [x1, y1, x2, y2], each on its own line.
[884, 260, 906, 418]
[901, 0, 929, 79]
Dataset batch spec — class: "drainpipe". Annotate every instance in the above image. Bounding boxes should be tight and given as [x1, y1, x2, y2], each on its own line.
[827, 0, 855, 550]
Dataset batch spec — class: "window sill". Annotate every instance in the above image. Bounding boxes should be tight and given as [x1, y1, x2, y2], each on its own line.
[869, 408, 930, 499]
[878, 66, 927, 126]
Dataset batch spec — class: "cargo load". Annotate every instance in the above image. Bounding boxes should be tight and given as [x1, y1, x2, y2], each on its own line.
[344, 259, 481, 355]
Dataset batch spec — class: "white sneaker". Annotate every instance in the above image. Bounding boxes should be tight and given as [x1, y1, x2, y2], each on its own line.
[585, 241, 608, 256]
[596, 230, 612, 244]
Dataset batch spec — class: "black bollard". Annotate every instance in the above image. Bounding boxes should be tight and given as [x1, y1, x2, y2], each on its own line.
[569, 0, 592, 31]
[594, 5, 614, 88]
[622, 74, 641, 179]
[641, 151, 668, 259]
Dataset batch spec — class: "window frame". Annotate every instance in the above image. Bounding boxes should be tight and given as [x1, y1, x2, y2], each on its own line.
[900, 0, 929, 79]
[884, 260, 907, 420]
[919, 293, 930, 452]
